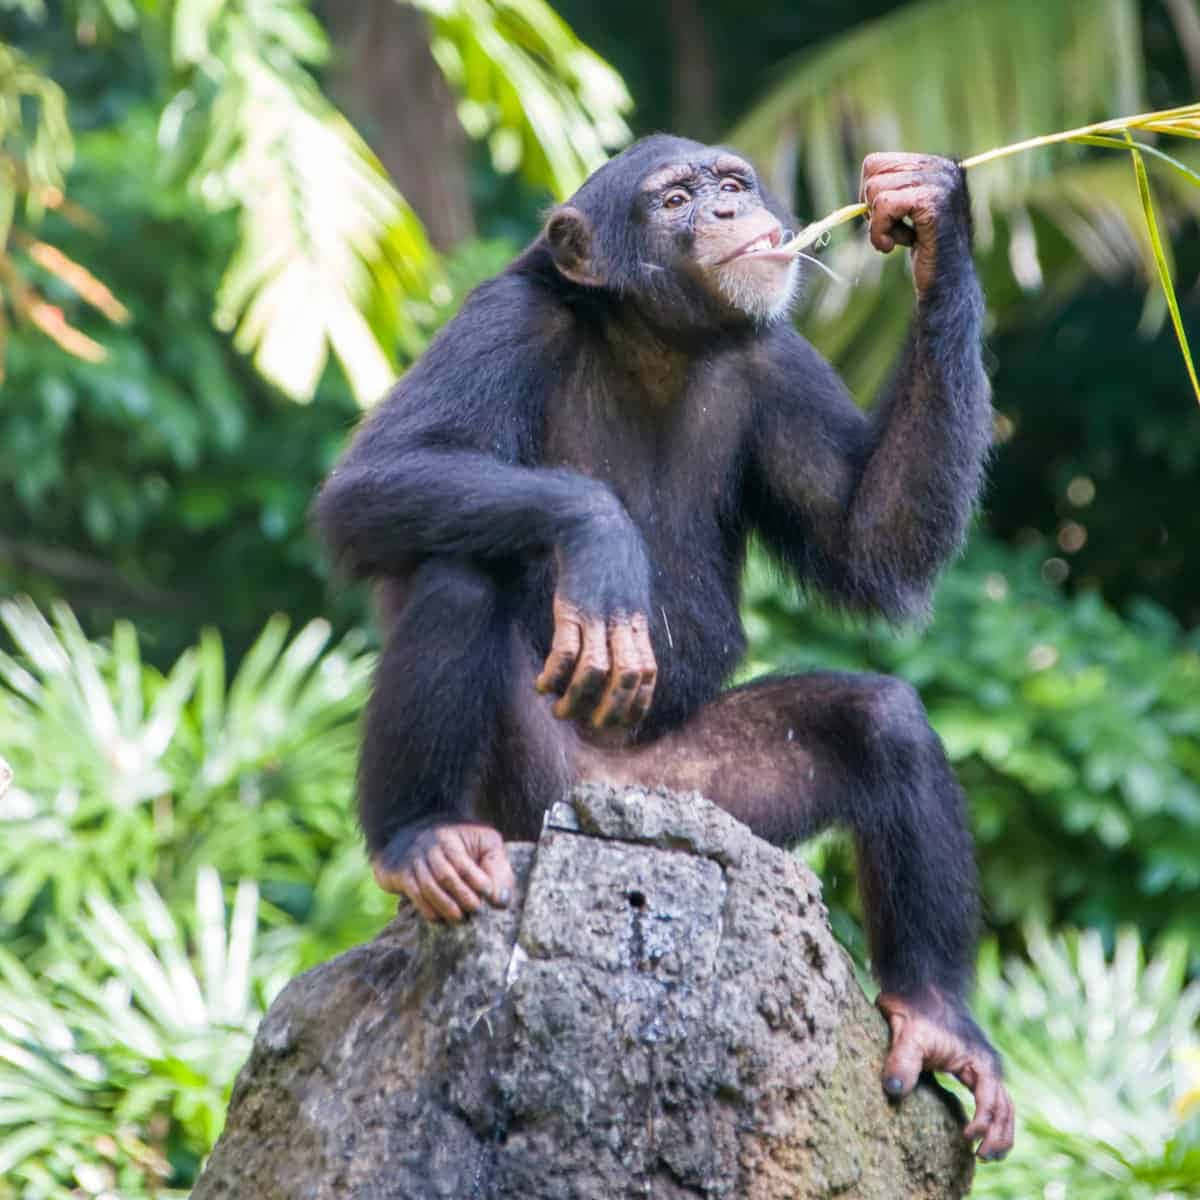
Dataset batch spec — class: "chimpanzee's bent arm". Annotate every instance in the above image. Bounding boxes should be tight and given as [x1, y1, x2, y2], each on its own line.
[318, 450, 646, 584]
[746, 171, 991, 620]
[314, 278, 651, 618]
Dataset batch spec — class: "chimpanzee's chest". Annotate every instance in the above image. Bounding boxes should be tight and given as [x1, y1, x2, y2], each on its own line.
[540, 352, 749, 558]
[539, 350, 751, 714]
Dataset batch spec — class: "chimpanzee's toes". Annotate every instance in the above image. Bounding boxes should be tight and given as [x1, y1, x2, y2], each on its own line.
[876, 990, 1015, 1160]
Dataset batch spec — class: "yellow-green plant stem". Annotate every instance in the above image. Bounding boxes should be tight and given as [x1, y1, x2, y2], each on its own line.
[783, 103, 1200, 403]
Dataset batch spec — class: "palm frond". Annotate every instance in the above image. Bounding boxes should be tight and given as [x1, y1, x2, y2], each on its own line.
[0, 41, 72, 209]
[732, 0, 1142, 227]
[162, 8, 443, 406]
[158, 0, 631, 405]
[410, 0, 633, 199]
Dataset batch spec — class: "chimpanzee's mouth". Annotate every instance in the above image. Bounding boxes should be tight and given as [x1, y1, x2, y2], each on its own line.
[718, 226, 789, 265]
[741, 231, 781, 254]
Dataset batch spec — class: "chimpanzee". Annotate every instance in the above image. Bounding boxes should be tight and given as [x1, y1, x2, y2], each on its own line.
[316, 134, 1014, 1159]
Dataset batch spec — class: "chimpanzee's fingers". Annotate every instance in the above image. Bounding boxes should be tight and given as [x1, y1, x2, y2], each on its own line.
[862, 170, 928, 209]
[971, 1077, 1015, 1161]
[554, 616, 609, 720]
[439, 835, 497, 903]
[382, 863, 439, 922]
[593, 618, 643, 726]
[425, 845, 483, 914]
[535, 611, 582, 695]
[880, 1009, 924, 1099]
[477, 836, 516, 908]
[627, 613, 657, 724]
[413, 858, 464, 922]
[860, 152, 949, 198]
[868, 192, 915, 254]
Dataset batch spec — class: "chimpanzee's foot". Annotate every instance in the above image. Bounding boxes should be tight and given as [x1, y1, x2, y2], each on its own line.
[876, 989, 1015, 1161]
[372, 822, 514, 923]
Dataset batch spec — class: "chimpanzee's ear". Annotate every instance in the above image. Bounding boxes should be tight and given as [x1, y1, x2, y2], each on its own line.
[545, 206, 603, 287]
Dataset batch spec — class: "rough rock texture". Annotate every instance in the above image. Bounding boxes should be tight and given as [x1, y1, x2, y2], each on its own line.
[194, 785, 974, 1199]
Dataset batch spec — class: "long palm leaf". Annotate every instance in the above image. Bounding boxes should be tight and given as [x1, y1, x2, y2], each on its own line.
[730, 0, 1171, 399]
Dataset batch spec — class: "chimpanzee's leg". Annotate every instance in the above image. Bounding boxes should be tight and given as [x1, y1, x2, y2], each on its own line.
[363, 559, 520, 917]
[574, 670, 1014, 1159]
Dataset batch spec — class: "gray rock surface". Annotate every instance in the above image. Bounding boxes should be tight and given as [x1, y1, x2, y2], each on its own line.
[193, 785, 974, 1199]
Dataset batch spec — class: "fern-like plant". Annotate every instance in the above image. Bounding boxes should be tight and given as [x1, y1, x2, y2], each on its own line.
[0, 869, 284, 1197]
[970, 926, 1200, 1198]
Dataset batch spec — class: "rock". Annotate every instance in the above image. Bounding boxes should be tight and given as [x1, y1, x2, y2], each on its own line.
[193, 785, 974, 1199]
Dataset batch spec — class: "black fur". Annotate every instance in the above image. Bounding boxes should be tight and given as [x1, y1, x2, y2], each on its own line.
[316, 137, 992, 1016]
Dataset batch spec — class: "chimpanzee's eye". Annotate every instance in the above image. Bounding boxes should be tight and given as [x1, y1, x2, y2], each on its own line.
[663, 189, 690, 209]
[720, 177, 744, 193]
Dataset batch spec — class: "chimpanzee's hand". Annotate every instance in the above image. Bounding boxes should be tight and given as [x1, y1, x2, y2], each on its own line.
[535, 592, 657, 727]
[859, 153, 969, 295]
[877, 989, 1015, 1161]
[534, 507, 657, 727]
[373, 822, 515, 922]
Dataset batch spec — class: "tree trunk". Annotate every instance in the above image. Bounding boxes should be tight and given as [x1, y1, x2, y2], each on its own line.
[193, 785, 974, 1199]
[667, 0, 718, 141]
[324, 0, 476, 250]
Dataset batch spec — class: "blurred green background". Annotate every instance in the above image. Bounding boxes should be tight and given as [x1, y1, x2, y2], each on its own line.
[0, 0, 1198, 1195]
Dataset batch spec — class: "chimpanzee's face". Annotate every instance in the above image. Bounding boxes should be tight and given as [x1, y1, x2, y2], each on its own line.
[544, 136, 800, 331]
[636, 151, 799, 324]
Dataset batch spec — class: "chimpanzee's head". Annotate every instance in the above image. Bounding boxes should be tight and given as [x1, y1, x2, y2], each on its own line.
[542, 135, 800, 331]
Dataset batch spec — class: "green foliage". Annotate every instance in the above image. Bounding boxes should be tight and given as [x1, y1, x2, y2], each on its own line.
[970, 926, 1200, 1198]
[0, 596, 377, 925]
[413, 0, 632, 196]
[0, 38, 71, 203]
[0, 868, 287, 1197]
[727, 0, 1200, 403]
[1, 0, 628, 401]
[0, 601, 398, 1192]
[743, 535, 1200, 949]
[161, 0, 444, 404]
[986, 274, 1200, 627]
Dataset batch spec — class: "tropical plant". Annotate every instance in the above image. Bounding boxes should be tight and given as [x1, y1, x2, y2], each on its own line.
[969, 926, 1200, 1198]
[0, 596, 375, 923]
[743, 535, 1200, 951]
[731, 0, 1200, 400]
[0, 0, 631, 401]
[0, 868, 288, 1197]
[0, 38, 129, 369]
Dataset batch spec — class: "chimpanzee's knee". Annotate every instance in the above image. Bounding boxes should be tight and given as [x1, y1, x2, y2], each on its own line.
[400, 559, 499, 636]
[856, 675, 941, 768]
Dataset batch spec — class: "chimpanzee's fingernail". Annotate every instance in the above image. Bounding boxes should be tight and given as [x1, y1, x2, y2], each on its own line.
[495, 888, 511, 907]
[883, 1076, 905, 1097]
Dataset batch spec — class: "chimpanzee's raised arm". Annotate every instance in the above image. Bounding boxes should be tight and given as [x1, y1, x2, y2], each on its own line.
[745, 154, 992, 620]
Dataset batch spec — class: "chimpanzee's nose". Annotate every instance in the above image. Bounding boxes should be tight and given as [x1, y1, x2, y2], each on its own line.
[712, 203, 737, 219]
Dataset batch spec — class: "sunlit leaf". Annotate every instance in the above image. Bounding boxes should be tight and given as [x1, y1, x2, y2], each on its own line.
[411, 0, 632, 199]
[1123, 129, 1200, 405]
